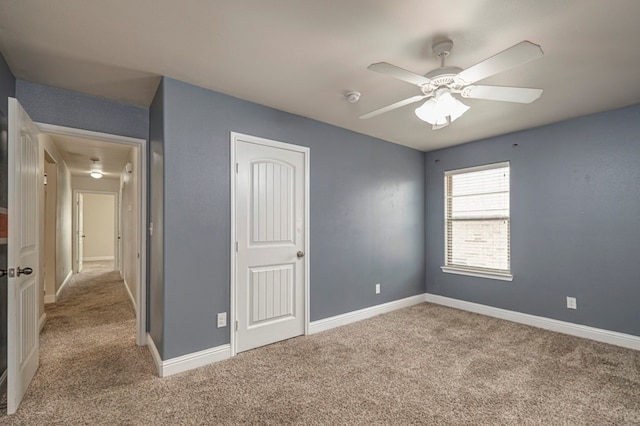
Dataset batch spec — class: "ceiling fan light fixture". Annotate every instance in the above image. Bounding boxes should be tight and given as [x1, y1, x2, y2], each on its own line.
[415, 89, 469, 126]
[90, 171, 103, 179]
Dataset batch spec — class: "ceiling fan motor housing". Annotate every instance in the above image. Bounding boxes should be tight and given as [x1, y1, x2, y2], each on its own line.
[422, 67, 464, 94]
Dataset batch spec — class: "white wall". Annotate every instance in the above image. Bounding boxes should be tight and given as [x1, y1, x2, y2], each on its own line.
[81, 193, 115, 261]
[44, 159, 57, 303]
[39, 134, 73, 300]
[73, 176, 120, 192]
[120, 150, 139, 307]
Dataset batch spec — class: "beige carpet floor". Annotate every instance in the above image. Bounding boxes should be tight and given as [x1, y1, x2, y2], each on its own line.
[2, 261, 639, 424]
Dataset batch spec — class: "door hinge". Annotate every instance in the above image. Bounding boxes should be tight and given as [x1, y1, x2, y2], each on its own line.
[235, 163, 239, 173]
[235, 321, 238, 331]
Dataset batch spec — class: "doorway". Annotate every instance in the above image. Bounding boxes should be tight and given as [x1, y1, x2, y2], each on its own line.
[74, 191, 118, 272]
[43, 152, 57, 305]
[36, 123, 147, 347]
[230, 132, 310, 355]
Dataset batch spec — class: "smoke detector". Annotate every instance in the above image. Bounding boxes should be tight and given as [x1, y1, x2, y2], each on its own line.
[345, 91, 361, 103]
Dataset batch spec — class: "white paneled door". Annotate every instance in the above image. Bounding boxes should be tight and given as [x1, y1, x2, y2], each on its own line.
[234, 134, 308, 353]
[7, 98, 40, 414]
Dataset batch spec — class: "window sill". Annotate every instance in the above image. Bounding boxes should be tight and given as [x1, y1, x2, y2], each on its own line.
[441, 266, 513, 282]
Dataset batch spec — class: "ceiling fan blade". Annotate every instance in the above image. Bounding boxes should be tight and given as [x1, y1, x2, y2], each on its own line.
[359, 95, 427, 119]
[367, 62, 431, 86]
[455, 41, 544, 85]
[461, 85, 543, 103]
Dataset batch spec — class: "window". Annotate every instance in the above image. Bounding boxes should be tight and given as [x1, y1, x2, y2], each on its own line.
[442, 162, 512, 281]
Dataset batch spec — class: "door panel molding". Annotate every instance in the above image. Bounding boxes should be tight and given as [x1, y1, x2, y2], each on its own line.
[230, 132, 309, 356]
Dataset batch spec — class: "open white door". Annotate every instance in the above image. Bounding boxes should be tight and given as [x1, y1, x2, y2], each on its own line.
[7, 98, 40, 414]
[77, 193, 84, 272]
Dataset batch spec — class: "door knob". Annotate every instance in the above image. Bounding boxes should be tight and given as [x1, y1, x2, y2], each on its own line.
[17, 267, 33, 277]
[297, 251, 305, 259]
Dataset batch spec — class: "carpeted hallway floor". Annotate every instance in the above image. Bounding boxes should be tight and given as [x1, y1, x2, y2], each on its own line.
[1, 261, 639, 424]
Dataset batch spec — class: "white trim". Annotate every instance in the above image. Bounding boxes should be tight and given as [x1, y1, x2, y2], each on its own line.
[38, 123, 148, 347]
[444, 161, 510, 176]
[56, 271, 73, 297]
[146, 334, 162, 375]
[123, 279, 136, 313]
[230, 132, 310, 357]
[146, 334, 231, 377]
[441, 266, 513, 281]
[38, 313, 46, 332]
[44, 294, 56, 304]
[230, 135, 236, 357]
[309, 294, 428, 335]
[36, 123, 145, 146]
[425, 294, 640, 351]
[83, 256, 115, 262]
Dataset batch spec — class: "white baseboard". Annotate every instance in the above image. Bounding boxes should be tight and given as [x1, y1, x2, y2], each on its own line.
[44, 294, 56, 304]
[122, 279, 136, 314]
[425, 294, 640, 351]
[309, 293, 428, 335]
[83, 256, 114, 261]
[146, 334, 231, 377]
[39, 313, 47, 332]
[56, 271, 73, 298]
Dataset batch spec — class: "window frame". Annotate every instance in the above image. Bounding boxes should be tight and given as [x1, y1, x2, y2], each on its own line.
[441, 161, 513, 281]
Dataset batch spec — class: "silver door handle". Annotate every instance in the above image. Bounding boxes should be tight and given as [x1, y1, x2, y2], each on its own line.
[297, 251, 305, 259]
[17, 267, 33, 277]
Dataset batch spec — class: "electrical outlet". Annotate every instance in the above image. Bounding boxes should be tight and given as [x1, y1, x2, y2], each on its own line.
[375, 283, 381, 294]
[566, 297, 577, 310]
[217, 312, 227, 328]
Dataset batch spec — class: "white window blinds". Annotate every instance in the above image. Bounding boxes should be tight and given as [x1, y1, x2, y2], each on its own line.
[445, 162, 510, 275]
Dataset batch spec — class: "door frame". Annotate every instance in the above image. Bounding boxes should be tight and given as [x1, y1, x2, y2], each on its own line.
[43, 152, 58, 304]
[229, 132, 310, 357]
[35, 123, 148, 346]
[73, 190, 119, 267]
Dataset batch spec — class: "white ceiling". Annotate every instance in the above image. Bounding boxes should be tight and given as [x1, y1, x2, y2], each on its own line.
[47, 133, 132, 179]
[2, 0, 640, 151]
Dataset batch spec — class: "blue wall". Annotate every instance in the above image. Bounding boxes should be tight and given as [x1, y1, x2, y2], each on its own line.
[425, 104, 640, 336]
[15, 80, 149, 140]
[0, 53, 15, 116]
[0, 51, 14, 382]
[151, 77, 426, 359]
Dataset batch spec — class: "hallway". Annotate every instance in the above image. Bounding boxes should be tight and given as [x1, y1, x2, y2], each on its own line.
[1, 261, 155, 423]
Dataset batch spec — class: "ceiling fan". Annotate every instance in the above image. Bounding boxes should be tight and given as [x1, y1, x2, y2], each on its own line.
[360, 39, 544, 129]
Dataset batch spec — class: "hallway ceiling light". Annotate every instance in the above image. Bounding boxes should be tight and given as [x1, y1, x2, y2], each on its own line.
[89, 157, 103, 179]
